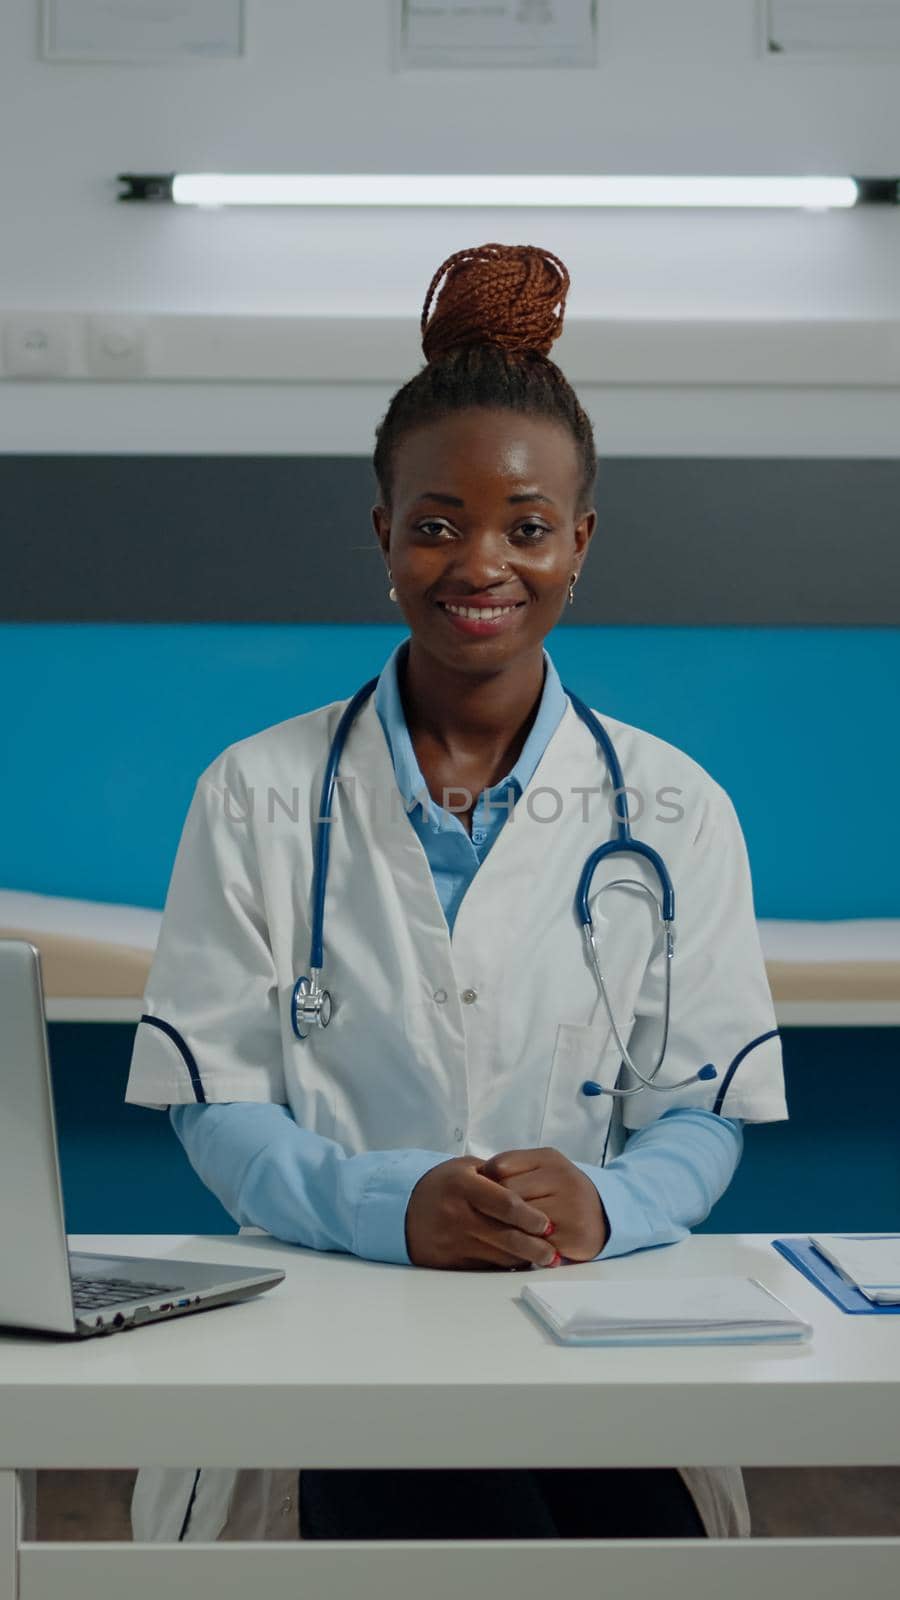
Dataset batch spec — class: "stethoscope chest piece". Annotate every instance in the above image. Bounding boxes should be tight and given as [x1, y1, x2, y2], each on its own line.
[291, 974, 333, 1040]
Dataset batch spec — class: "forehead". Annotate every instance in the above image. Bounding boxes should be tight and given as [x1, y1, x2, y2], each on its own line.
[392, 409, 578, 500]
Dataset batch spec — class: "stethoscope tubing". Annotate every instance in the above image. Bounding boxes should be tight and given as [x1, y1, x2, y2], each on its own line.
[291, 676, 718, 1101]
[309, 676, 380, 972]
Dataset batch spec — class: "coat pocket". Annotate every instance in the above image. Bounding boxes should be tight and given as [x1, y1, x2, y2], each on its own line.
[538, 1017, 633, 1167]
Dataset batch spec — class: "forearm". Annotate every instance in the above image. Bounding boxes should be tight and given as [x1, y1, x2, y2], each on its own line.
[170, 1102, 448, 1265]
[575, 1108, 744, 1259]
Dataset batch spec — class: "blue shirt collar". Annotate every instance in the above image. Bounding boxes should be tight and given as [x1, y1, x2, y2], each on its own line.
[374, 637, 568, 832]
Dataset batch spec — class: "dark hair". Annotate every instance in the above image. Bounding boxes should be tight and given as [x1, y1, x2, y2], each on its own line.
[373, 242, 597, 518]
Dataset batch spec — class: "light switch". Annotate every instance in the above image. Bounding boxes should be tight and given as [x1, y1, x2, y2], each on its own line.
[85, 316, 149, 378]
[2, 315, 72, 378]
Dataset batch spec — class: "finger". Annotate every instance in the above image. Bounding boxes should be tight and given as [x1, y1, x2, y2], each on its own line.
[461, 1242, 529, 1270]
[478, 1148, 547, 1183]
[459, 1253, 526, 1272]
[466, 1172, 551, 1235]
[491, 1169, 558, 1204]
[466, 1224, 559, 1269]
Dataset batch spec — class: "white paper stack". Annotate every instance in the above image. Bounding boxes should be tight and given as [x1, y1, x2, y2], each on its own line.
[809, 1235, 900, 1305]
[521, 1275, 812, 1346]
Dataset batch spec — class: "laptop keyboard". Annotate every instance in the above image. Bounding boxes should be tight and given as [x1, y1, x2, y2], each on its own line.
[71, 1275, 186, 1310]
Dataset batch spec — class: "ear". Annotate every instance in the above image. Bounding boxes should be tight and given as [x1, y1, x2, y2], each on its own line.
[574, 508, 597, 563]
[371, 505, 391, 563]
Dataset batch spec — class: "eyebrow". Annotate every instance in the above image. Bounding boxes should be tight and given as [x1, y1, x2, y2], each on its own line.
[412, 490, 556, 507]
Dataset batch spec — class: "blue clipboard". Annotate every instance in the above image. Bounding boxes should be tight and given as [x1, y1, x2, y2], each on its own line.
[772, 1237, 900, 1315]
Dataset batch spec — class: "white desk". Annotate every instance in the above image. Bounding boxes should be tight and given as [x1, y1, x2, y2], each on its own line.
[2, 1233, 898, 1598]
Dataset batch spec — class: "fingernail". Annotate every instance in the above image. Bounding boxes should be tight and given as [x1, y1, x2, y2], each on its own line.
[550, 1251, 562, 1267]
[543, 1221, 556, 1237]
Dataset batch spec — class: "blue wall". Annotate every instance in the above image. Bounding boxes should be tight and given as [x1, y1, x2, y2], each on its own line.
[50, 1024, 900, 1236]
[1, 622, 899, 917]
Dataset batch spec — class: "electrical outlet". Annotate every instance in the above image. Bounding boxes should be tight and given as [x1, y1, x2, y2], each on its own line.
[85, 316, 149, 378]
[2, 315, 72, 377]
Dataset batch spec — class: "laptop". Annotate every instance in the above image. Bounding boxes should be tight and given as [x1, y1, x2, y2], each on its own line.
[0, 939, 284, 1338]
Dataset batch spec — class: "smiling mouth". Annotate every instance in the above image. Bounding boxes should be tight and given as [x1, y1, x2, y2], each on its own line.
[436, 601, 527, 620]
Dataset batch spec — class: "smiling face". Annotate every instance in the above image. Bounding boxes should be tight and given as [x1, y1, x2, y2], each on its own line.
[372, 408, 596, 677]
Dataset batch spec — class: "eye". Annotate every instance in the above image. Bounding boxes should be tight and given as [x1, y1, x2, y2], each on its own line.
[413, 518, 547, 544]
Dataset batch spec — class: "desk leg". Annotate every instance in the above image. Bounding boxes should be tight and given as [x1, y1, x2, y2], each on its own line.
[0, 1472, 25, 1600]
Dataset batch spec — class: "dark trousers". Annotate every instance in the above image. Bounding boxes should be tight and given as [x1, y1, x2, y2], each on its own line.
[299, 1467, 706, 1540]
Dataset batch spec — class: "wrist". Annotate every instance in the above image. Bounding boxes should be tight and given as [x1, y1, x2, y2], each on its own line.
[593, 1191, 611, 1255]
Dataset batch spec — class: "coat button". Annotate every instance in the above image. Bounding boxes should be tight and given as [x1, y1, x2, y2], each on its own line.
[453, 1127, 464, 1142]
[433, 988, 448, 1003]
[461, 988, 477, 1004]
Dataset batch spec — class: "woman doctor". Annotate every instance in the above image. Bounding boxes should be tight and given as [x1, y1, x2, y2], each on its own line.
[126, 243, 788, 1544]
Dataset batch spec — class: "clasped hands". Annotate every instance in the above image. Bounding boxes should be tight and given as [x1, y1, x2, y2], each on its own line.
[405, 1146, 609, 1271]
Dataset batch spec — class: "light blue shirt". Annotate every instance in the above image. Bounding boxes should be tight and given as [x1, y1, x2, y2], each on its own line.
[170, 641, 743, 1264]
[373, 639, 568, 935]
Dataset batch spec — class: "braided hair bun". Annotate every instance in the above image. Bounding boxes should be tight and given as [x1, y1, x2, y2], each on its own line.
[420, 242, 571, 365]
[373, 240, 595, 516]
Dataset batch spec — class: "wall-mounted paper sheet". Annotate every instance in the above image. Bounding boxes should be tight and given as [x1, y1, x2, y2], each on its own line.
[394, 0, 597, 71]
[765, 0, 900, 57]
[42, 0, 245, 63]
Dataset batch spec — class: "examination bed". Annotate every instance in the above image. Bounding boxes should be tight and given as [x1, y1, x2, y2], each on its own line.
[2, 889, 898, 1023]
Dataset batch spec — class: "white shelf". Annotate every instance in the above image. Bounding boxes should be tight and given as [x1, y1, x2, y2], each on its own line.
[774, 999, 900, 1027]
[3, 313, 900, 387]
[45, 997, 143, 1023]
[42, 996, 900, 1026]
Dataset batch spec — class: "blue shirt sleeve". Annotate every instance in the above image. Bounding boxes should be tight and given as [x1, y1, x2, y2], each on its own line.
[172, 1101, 743, 1268]
[169, 1102, 448, 1266]
[575, 1106, 744, 1259]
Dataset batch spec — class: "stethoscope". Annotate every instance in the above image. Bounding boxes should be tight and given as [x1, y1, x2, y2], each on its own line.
[291, 677, 718, 1102]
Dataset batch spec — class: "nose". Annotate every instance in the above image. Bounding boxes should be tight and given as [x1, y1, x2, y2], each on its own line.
[444, 534, 510, 586]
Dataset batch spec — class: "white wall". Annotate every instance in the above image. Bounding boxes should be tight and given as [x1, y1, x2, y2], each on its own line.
[2, 0, 899, 454]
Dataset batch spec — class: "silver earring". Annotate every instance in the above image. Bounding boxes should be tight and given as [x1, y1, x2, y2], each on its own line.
[388, 566, 397, 603]
[568, 571, 578, 606]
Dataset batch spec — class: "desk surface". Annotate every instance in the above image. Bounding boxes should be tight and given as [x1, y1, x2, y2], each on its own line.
[1, 1233, 898, 1471]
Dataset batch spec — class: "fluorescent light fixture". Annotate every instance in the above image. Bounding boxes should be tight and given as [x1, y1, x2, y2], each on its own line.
[175, 174, 858, 209]
[117, 174, 900, 209]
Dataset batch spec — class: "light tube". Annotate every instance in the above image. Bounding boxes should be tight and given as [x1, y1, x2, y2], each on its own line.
[166, 174, 863, 210]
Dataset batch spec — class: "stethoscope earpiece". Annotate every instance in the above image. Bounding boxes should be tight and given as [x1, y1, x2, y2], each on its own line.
[581, 1062, 718, 1097]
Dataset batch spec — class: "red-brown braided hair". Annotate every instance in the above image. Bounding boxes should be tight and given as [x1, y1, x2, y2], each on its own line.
[373, 241, 596, 515]
[420, 241, 570, 362]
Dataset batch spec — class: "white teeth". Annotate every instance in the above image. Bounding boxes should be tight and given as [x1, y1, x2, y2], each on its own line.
[441, 603, 521, 620]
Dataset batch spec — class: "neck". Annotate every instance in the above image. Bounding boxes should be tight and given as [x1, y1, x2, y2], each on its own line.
[399, 638, 546, 763]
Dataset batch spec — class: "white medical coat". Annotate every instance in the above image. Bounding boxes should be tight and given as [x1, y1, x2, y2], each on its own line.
[126, 688, 787, 1540]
